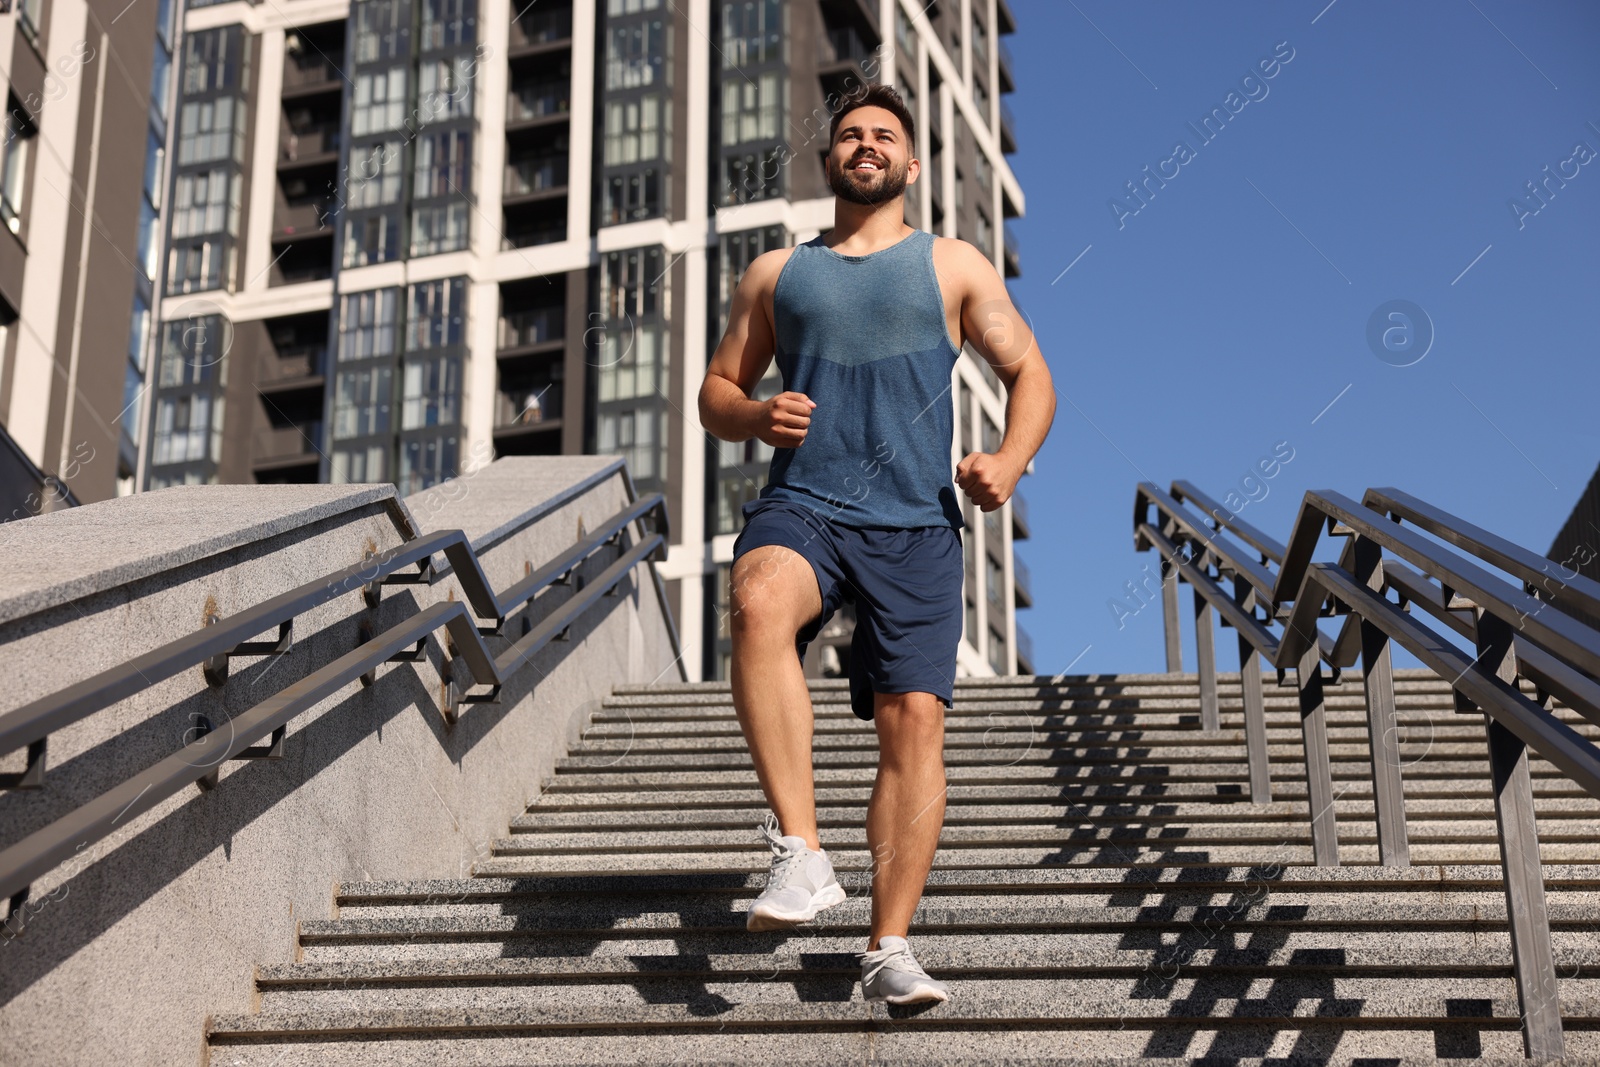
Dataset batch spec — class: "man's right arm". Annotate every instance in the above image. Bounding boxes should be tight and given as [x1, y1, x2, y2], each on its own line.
[699, 249, 814, 447]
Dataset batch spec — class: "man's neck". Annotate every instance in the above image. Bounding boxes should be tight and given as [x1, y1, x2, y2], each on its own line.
[824, 198, 913, 256]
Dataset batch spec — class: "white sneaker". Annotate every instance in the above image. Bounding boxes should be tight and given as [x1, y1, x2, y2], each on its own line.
[859, 935, 951, 1004]
[746, 813, 847, 932]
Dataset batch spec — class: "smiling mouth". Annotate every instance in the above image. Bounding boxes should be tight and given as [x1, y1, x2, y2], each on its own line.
[851, 157, 885, 173]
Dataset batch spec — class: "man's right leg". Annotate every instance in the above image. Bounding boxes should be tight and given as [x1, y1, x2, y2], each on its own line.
[729, 544, 824, 850]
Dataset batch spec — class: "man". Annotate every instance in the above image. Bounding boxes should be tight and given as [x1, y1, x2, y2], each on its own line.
[697, 84, 1055, 1005]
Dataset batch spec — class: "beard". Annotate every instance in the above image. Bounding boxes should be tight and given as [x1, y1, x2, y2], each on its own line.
[827, 152, 909, 205]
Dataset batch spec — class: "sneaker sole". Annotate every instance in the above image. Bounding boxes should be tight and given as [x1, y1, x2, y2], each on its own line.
[745, 882, 847, 931]
[866, 984, 951, 1005]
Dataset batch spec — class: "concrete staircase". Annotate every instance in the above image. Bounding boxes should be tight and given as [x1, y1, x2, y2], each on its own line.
[204, 670, 1600, 1064]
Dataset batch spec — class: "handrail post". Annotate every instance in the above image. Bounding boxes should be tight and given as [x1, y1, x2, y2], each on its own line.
[1295, 645, 1340, 866]
[1192, 575, 1219, 734]
[1353, 535, 1409, 866]
[1475, 611, 1564, 1059]
[1233, 576, 1271, 803]
[1161, 553, 1183, 672]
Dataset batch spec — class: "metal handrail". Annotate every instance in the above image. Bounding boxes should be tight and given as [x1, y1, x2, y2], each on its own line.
[0, 491, 670, 917]
[1133, 479, 1600, 1059]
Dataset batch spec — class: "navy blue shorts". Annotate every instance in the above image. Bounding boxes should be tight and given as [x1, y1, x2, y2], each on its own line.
[730, 497, 965, 721]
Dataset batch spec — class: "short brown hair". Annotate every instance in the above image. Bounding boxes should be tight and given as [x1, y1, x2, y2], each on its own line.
[829, 84, 916, 154]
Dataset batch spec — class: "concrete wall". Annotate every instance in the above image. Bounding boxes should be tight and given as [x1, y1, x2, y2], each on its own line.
[0, 455, 682, 1066]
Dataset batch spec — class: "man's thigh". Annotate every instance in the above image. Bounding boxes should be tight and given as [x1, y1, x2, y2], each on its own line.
[841, 525, 965, 721]
[729, 502, 847, 652]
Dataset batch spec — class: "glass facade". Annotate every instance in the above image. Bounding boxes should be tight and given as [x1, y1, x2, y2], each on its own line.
[717, 1, 785, 205]
[167, 27, 248, 295]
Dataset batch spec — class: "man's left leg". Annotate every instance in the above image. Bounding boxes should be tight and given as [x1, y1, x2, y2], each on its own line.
[864, 689, 946, 950]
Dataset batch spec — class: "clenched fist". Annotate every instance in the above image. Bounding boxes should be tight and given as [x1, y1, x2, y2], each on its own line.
[955, 451, 1023, 512]
[751, 391, 816, 448]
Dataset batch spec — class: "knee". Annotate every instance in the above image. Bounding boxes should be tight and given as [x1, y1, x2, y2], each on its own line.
[729, 566, 797, 642]
[875, 695, 945, 756]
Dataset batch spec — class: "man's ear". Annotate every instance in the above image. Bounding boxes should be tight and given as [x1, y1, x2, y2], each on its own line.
[906, 157, 921, 185]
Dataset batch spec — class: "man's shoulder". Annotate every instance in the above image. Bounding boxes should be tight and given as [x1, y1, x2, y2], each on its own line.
[744, 246, 801, 291]
[930, 235, 989, 270]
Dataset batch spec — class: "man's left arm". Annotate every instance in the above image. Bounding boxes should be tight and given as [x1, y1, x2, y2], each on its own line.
[951, 243, 1056, 512]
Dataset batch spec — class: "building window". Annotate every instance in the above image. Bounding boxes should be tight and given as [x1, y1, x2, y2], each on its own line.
[406, 277, 467, 350]
[332, 444, 388, 483]
[971, 15, 988, 68]
[721, 72, 781, 146]
[600, 247, 664, 320]
[401, 355, 462, 428]
[973, 79, 988, 117]
[165, 238, 231, 294]
[721, 148, 784, 205]
[988, 624, 1006, 673]
[149, 46, 172, 128]
[598, 408, 659, 480]
[343, 212, 402, 267]
[419, 0, 476, 51]
[354, 0, 409, 64]
[177, 98, 242, 165]
[1, 104, 33, 234]
[338, 288, 399, 361]
[332, 366, 394, 439]
[158, 316, 229, 387]
[346, 142, 405, 208]
[597, 322, 664, 403]
[152, 394, 224, 464]
[171, 169, 238, 238]
[606, 16, 669, 90]
[604, 96, 663, 164]
[603, 170, 663, 225]
[399, 433, 459, 493]
[181, 28, 246, 94]
[352, 67, 409, 135]
[722, 0, 782, 68]
[411, 202, 470, 256]
[414, 129, 471, 198]
[419, 56, 475, 119]
[718, 225, 784, 329]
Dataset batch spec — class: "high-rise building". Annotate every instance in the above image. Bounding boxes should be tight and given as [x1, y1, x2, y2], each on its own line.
[0, 0, 177, 514]
[140, 0, 1032, 681]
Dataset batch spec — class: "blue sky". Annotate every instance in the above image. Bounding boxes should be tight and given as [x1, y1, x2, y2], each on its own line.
[1004, 0, 1600, 674]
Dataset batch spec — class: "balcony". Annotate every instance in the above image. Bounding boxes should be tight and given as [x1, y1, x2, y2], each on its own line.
[495, 382, 562, 429]
[281, 45, 343, 97]
[251, 422, 322, 471]
[818, 22, 879, 101]
[504, 155, 568, 200]
[510, 2, 572, 53]
[272, 197, 336, 242]
[507, 83, 570, 124]
[1011, 491, 1030, 540]
[1002, 221, 1020, 279]
[995, 0, 1017, 35]
[280, 123, 340, 167]
[499, 306, 563, 352]
[1013, 554, 1032, 608]
[999, 97, 1017, 154]
[997, 37, 1015, 93]
[1015, 624, 1033, 675]
[257, 344, 326, 393]
[493, 381, 563, 455]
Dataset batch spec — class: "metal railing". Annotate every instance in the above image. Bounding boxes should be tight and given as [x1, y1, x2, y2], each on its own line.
[0, 486, 672, 926]
[1132, 479, 1600, 1059]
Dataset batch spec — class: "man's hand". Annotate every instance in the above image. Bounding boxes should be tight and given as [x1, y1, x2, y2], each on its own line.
[751, 391, 816, 448]
[955, 451, 1024, 512]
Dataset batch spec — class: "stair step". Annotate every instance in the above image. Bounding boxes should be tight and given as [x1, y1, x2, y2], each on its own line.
[507, 796, 1600, 831]
[472, 842, 1600, 875]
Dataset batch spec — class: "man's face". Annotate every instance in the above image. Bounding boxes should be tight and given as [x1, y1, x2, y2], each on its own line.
[826, 105, 919, 206]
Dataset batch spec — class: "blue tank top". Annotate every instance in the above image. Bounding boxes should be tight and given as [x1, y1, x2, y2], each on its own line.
[759, 229, 964, 530]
